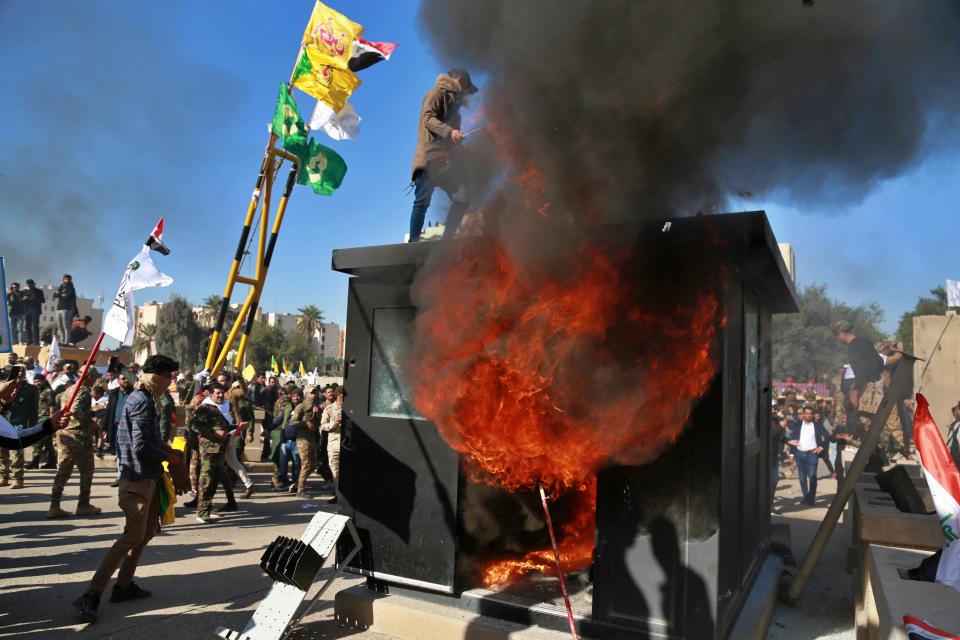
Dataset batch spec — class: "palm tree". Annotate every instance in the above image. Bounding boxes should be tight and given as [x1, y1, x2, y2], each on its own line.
[133, 323, 157, 358]
[296, 305, 324, 338]
[201, 295, 224, 328]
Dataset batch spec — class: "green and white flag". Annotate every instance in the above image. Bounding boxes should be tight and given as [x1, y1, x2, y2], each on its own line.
[271, 82, 308, 147]
[287, 136, 348, 196]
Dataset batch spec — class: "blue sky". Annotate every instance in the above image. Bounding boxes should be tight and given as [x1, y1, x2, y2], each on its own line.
[1, 0, 957, 336]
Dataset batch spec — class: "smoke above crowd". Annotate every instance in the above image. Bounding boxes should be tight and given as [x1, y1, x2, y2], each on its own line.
[0, 3, 244, 285]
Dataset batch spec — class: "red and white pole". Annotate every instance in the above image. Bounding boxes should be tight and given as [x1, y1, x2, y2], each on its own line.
[538, 481, 580, 640]
[61, 331, 105, 413]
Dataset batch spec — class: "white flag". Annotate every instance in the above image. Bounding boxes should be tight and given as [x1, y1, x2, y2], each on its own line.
[947, 279, 960, 308]
[45, 335, 61, 373]
[103, 244, 173, 345]
[310, 101, 361, 141]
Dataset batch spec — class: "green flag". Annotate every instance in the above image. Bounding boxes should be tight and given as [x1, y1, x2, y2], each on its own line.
[272, 82, 307, 146]
[289, 137, 348, 196]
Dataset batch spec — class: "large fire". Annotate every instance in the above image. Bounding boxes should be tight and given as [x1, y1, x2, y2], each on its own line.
[410, 229, 723, 586]
[408, 100, 723, 588]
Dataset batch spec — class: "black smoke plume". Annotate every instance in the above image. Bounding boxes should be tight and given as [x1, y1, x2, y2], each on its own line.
[420, 1, 960, 220]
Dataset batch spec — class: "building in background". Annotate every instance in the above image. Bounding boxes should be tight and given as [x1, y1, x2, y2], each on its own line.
[37, 284, 103, 348]
[132, 301, 342, 370]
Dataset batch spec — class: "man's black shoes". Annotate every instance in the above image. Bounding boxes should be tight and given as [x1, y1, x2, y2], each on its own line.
[110, 581, 151, 602]
[72, 592, 100, 623]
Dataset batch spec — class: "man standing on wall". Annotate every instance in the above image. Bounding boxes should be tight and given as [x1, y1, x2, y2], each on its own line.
[406, 68, 478, 242]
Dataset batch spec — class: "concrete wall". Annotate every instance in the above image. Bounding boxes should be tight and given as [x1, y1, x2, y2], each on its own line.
[912, 313, 959, 438]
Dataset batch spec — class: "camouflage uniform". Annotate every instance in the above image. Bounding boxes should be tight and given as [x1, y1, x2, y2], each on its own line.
[292, 401, 317, 492]
[50, 383, 97, 509]
[1, 382, 38, 485]
[185, 394, 204, 493]
[31, 385, 56, 467]
[782, 383, 799, 409]
[190, 404, 230, 518]
[158, 391, 175, 443]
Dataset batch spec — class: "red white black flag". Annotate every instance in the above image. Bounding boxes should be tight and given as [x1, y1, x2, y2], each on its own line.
[349, 37, 397, 72]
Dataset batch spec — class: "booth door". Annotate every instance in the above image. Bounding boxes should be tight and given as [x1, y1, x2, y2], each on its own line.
[337, 281, 460, 593]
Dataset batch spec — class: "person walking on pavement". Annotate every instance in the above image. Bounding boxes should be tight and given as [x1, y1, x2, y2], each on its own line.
[71, 355, 182, 624]
[48, 370, 101, 517]
[53, 274, 79, 346]
[320, 387, 344, 502]
[787, 405, 830, 506]
[191, 383, 233, 522]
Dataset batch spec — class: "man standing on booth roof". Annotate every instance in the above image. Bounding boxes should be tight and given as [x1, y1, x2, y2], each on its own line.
[407, 68, 479, 243]
[73, 355, 182, 624]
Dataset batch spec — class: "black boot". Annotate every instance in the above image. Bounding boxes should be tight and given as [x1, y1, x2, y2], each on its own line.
[26, 459, 40, 470]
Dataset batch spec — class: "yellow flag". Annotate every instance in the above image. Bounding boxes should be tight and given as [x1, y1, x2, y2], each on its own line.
[301, 1, 363, 71]
[293, 47, 361, 113]
[242, 363, 256, 382]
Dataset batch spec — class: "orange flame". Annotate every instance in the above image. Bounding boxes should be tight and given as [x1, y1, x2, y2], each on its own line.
[410, 235, 722, 586]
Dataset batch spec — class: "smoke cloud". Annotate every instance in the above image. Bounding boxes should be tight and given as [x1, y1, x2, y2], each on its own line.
[419, 1, 960, 218]
[0, 3, 245, 288]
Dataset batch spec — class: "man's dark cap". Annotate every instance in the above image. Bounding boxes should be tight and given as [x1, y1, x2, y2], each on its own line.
[25, 279, 34, 286]
[831, 320, 854, 334]
[142, 354, 180, 374]
[448, 68, 479, 95]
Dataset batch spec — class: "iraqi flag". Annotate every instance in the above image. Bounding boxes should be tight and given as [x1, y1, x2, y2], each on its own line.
[904, 615, 960, 639]
[914, 394, 960, 591]
[348, 37, 397, 72]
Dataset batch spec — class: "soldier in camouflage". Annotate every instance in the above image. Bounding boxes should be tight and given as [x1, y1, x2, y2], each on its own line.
[29, 374, 57, 469]
[190, 382, 232, 523]
[0, 365, 38, 488]
[48, 372, 102, 518]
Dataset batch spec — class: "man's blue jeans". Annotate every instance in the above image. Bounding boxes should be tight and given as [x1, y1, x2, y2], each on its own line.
[278, 440, 300, 485]
[408, 168, 469, 241]
[9, 314, 23, 344]
[796, 450, 819, 503]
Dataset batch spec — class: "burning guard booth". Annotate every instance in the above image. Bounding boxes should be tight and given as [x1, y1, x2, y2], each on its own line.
[332, 211, 798, 639]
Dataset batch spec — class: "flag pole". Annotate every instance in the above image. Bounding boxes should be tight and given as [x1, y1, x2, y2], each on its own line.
[61, 331, 106, 413]
[204, 45, 304, 376]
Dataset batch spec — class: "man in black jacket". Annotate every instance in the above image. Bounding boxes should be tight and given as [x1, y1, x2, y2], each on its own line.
[787, 405, 830, 506]
[53, 274, 79, 346]
[20, 279, 44, 345]
[73, 355, 181, 624]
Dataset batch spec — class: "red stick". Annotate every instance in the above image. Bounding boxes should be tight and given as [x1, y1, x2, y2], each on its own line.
[61, 331, 106, 413]
[538, 482, 580, 640]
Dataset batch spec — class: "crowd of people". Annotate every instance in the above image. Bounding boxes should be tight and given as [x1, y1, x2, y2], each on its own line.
[6, 274, 93, 347]
[0, 349, 346, 623]
[771, 321, 916, 507]
[0, 354, 344, 520]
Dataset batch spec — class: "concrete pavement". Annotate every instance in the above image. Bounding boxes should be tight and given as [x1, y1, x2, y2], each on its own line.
[0, 454, 863, 639]
[0, 464, 391, 639]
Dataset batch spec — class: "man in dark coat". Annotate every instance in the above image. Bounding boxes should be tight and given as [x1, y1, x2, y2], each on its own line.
[787, 405, 830, 506]
[53, 274, 79, 346]
[407, 68, 478, 242]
